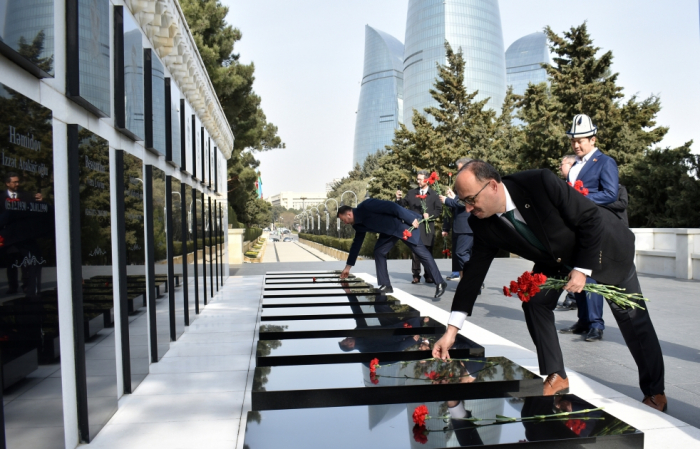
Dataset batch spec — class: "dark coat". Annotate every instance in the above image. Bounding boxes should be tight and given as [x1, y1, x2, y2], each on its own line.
[567, 149, 619, 205]
[346, 198, 421, 266]
[396, 187, 441, 246]
[451, 169, 635, 315]
[442, 196, 472, 234]
[600, 184, 629, 227]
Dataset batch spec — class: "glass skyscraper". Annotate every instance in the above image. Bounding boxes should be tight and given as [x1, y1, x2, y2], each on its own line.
[505, 31, 550, 95]
[352, 25, 404, 167]
[403, 0, 506, 127]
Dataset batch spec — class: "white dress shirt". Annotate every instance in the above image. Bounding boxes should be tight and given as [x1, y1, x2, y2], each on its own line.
[447, 185, 591, 330]
[568, 149, 597, 183]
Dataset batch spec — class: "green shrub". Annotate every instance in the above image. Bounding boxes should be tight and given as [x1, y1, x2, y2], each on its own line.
[244, 227, 263, 242]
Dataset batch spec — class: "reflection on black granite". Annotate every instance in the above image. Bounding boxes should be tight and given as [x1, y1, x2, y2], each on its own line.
[262, 294, 399, 307]
[76, 126, 118, 440]
[122, 13, 144, 139]
[261, 303, 419, 321]
[168, 177, 184, 339]
[245, 395, 641, 448]
[263, 282, 372, 290]
[0, 83, 63, 447]
[121, 152, 148, 392]
[150, 55, 166, 155]
[0, 0, 55, 77]
[186, 186, 198, 316]
[150, 167, 169, 358]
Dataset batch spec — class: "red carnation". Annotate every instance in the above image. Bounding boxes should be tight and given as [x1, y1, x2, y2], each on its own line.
[413, 425, 428, 444]
[566, 419, 586, 435]
[403, 229, 412, 240]
[427, 172, 439, 185]
[503, 286, 510, 296]
[412, 405, 429, 425]
[0, 235, 4, 247]
[425, 371, 438, 380]
[416, 194, 427, 200]
[369, 372, 379, 384]
[403, 322, 413, 328]
[504, 271, 547, 303]
[448, 172, 453, 177]
[369, 358, 380, 374]
[312, 277, 317, 282]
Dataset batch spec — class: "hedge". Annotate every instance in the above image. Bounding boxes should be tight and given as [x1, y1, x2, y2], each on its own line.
[244, 227, 263, 242]
[299, 233, 455, 260]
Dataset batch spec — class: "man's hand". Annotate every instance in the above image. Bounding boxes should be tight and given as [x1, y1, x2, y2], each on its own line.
[442, 231, 448, 237]
[423, 213, 429, 219]
[446, 188, 456, 199]
[432, 325, 459, 360]
[563, 269, 587, 293]
[395, 190, 402, 200]
[439, 195, 447, 204]
[34, 193, 43, 201]
[412, 219, 420, 228]
[340, 265, 352, 279]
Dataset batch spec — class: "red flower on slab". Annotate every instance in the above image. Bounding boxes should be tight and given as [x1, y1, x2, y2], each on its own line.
[503, 271, 547, 303]
[312, 277, 317, 282]
[425, 371, 439, 380]
[403, 322, 413, 328]
[369, 358, 380, 374]
[412, 405, 429, 425]
[413, 425, 428, 444]
[369, 372, 379, 384]
[402, 229, 412, 240]
[566, 419, 586, 435]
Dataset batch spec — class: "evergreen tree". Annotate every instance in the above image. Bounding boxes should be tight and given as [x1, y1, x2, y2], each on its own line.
[180, 0, 284, 221]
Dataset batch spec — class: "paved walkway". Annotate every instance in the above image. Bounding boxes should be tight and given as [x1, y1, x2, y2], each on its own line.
[86, 276, 262, 449]
[262, 236, 336, 263]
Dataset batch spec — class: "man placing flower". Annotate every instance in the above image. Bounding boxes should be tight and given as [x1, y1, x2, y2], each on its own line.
[338, 198, 447, 298]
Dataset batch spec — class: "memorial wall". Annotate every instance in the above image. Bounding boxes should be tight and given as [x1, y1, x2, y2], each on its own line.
[0, 0, 231, 446]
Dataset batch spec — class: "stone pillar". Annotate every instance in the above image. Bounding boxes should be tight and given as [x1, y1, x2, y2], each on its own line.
[228, 228, 245, 264]
[676, 230, 693, 280]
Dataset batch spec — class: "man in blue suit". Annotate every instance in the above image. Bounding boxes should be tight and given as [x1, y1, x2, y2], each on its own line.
[560, 113, 619, 342]
[441, 157, 474, 280]
[338, 198, 447, 298]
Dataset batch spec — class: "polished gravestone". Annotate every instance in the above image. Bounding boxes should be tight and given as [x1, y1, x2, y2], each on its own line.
[266, 270, 346, 275]
[264, 282, 373, 290]
[264, 288, 379, 298]
[256, 333, 484, 367]
[263, 294, 400, 308]
[252, 357, 541, 410]
[259, 316, 445, 340]
[265, 277, 364, 284]
[261, 303, 419, 322]
[244, 395, 643, 448]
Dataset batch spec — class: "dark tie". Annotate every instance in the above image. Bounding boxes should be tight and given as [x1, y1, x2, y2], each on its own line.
[504, 210, 546, 252]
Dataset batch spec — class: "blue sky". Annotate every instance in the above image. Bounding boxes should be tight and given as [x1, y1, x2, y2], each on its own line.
[221, 0, 700, 196]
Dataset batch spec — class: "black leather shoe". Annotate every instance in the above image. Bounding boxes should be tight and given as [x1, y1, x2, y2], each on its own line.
[377, 285, 393, 294]
[559, 323, 588, 334]
[434, 282, 447, 298]
[424, 277, 435, 284]
[585, 328, 603, 342]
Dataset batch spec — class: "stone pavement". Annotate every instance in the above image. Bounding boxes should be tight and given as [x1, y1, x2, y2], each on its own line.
[262, 235, 336, 262]
[232, 257, 700, 431]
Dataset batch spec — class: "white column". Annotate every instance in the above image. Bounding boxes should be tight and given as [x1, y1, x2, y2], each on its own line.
[675, 230, 693, 280]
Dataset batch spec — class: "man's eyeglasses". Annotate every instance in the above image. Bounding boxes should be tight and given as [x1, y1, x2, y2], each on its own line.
[456, 181, 490, 207]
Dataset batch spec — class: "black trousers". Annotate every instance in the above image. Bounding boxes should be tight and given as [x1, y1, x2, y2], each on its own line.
[522, 266, 664, 396]
[375, 234, 443, 287]
[411, 244, 433, 279]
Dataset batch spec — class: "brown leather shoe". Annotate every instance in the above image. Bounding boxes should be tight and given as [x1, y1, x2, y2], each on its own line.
[643, 393, 668, 412]
[543, 373, 570, 396]
[411, 277, 420, 284]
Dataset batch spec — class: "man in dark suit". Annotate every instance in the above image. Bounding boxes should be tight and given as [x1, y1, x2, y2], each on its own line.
[396, 170, 442, 284]
[561, 114, 620, 342]
[441, 158, 473, 280]
[432, 160, 666, 411]
[338, 198, 446, 298]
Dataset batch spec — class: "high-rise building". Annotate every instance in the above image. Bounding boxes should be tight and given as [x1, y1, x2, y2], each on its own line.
[403, 0, 506, 127]
[505, 31, 550, 96]
[352, 25, 404, 167]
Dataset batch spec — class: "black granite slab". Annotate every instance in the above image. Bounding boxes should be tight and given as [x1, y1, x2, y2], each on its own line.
[265, 270, 345, 275]
[252, 356, 542, 411]
[261, 304, 419, 322]
[265, 278, 364, 284]
[259, 317, 445, 340]
[256, 333, 484, 367]
[264, 282, 372, 291]
[263, 288, 378, 298]
[263, 295, 399, 308]
[244, 395, 643, 448]
[265, 274, 356, 280]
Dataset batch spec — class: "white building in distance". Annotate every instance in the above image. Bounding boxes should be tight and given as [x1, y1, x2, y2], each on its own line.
[268, 191, 328, 210]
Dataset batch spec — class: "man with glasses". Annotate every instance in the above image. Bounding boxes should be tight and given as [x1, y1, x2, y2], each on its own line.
[431, 160, 666, 412]
[396, 170, 442, 284]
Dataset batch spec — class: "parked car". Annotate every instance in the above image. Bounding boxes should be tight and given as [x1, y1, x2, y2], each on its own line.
[270, 237, 280, 242]
[283, 237, 293, 242]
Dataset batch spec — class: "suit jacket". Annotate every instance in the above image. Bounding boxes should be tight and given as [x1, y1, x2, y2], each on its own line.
[568, 148, 619, 205]
[451, 169, 635, 315]
[396, 187, 441, 245]
[346, 198, 421, 266]
[600, 184, 629, 227]
[442, 197, 472, 234]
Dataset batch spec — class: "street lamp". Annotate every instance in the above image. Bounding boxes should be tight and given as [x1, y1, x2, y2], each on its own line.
[340, 190, 358, 207]
[325, 198, 339, 237]
[309, 207, 320, 235]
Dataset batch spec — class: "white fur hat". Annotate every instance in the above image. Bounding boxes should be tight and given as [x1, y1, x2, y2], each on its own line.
[566, 114, 598, 138]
